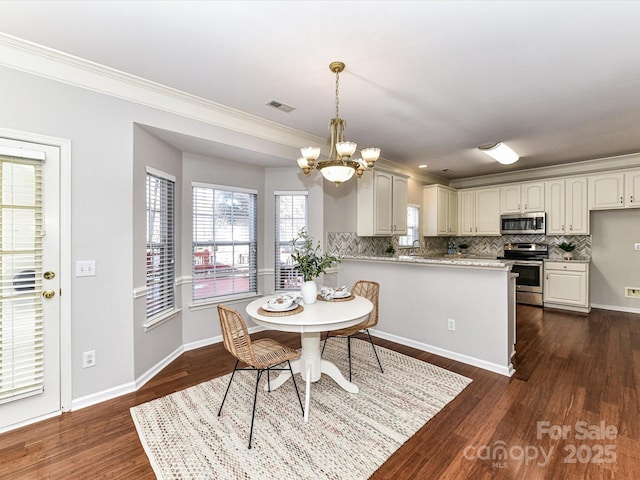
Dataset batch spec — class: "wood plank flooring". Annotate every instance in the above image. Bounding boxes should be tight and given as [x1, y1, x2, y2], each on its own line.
[1, 305, 639, 479]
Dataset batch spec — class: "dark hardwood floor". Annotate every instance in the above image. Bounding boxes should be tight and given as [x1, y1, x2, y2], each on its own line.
[1, 305, 639, 479]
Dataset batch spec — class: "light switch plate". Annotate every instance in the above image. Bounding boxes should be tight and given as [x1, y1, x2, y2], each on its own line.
[635, 243, 640, 251]
[76, 260, 96, 277]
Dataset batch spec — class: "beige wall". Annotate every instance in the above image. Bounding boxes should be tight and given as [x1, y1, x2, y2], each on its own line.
[590, 209, 640, 311]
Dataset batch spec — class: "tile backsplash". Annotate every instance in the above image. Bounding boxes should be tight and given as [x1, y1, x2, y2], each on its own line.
[326, 232, 591, 259]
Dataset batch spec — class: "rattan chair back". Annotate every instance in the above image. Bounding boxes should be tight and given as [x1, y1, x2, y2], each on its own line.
[218, 305, 257, 367]
[352, 280, 379, 329]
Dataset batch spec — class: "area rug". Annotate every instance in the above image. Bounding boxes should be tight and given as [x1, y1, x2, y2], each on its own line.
[130, 338, 472, 479]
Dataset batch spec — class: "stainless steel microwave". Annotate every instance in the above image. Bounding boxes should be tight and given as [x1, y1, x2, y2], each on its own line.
[500, 212, 546, 235]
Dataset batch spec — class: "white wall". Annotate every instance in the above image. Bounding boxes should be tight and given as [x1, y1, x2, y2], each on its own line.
[132, 126, 184, 379]
[590, 209, 640, 311]
[338, 259, 514, 375]
[0, 66, 137, 399]
[0, 65, 313, 403]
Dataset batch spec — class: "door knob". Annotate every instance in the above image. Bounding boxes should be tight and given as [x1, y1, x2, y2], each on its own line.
[42, 289, 56, 299]
[44, 271, 56, 280]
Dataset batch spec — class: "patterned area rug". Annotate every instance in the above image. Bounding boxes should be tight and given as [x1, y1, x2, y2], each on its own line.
[130, 338, 472, 479]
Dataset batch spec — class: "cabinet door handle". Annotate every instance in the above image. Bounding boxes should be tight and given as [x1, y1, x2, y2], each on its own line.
[620, 196, 624, 204]
[631, 195, 634, 203]
[570, 225, 573, 231]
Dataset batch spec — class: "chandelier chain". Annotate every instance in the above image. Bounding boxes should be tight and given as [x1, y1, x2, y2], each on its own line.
[335, 70, 340, 118]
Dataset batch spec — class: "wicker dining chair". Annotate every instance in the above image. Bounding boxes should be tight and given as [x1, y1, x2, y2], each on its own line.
[321, 280, 384, 381]
[217, 305, 303, 449]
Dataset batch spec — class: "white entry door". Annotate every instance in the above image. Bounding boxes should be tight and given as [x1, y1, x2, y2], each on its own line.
[0, 137, 61, 432]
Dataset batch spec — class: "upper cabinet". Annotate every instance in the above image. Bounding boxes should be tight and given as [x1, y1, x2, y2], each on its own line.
[588, 169, 640, 209]
[458, 187, 501, 236]
[500, 182, 545, 214]
[589, 173, 625, 209]
[422, 185, 458, 236]
[357, 170, 408, 236]
[625, 169, 640, 207]
[545, 177, 589, 235]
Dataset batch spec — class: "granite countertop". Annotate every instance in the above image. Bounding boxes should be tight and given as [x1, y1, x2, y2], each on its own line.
[342, 254, 512, 270]
[544, 257, 591, 263]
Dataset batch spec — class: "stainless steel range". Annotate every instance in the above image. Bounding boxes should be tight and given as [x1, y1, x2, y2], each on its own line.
[499, 243, 549, 306]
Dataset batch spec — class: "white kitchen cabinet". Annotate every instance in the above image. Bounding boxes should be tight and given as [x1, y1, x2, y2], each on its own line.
[500, 182, 545, 214]
[624, 168, 640, 207]
[545, 177, 589, 235]
[544, 261, 590, 313]
[422, 185, 458, 236]
[458, 187, 500, 236]
[357, 170, 408, 236]
[589, 170, 640, 210]
[588, 172, 625, 209]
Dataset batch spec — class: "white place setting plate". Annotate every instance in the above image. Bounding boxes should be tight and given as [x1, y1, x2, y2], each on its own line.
[263, 297, 297, 311]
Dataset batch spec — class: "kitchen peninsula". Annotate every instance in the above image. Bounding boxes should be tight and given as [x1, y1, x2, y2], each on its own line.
[336, 255, 517, 376]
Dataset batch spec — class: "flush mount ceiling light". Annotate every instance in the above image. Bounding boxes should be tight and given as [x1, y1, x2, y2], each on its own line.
[297, 61, 380, 186]
[478, 142, 519, 165]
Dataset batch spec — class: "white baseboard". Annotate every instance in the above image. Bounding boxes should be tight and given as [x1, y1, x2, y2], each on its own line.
[370, 329, 514, 377]
[72, 344, 184, 411]
[590, 303, 640, 314]
[72, 380, 137, 411]
[72, 325, 267, 411]
[134, 345, 185, 390]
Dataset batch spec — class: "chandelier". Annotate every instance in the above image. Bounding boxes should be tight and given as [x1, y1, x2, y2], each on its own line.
[297, 61, 380, 186]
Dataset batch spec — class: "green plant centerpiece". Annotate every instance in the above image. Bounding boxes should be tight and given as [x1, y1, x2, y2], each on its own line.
[558, 241, 576, 260]
[290, 229, 341, 304]
[385, 243, 396, 256]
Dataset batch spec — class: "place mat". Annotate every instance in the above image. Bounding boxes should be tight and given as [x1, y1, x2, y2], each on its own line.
[317, 294, 355, 302]
[257, 304, 304, 316]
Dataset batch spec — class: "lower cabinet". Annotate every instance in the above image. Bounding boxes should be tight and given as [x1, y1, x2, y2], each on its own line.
[543, 261, 590, 313]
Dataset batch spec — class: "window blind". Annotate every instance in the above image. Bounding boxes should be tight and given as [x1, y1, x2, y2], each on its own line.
[399, 205, 420, 246]
[192, 184, 257, 301]
[275, 193, 308, 290]
[0, 154, 44, 404]
[146, 171, 175, 320]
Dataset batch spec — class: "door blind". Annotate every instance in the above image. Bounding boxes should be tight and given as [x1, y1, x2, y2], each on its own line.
[0, 154, 44, 404]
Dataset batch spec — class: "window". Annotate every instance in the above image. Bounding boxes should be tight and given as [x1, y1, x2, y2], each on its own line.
[192, 183, 257, 301]
[275, 192, 308, 290]
[398, 204, 420, 247]
[146, 168, 175, 321]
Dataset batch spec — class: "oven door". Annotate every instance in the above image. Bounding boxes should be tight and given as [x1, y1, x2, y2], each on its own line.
[511, 260, 543, 294]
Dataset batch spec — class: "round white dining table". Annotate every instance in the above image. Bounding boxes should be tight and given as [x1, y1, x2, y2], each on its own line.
[246, 294, 373, 422]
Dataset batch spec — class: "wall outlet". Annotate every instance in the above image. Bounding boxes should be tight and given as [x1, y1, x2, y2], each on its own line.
[625, 287, 640, 298]
[635, 243, 640, 251]
[447, 319, 456, 331]
[83, 350, 96, 368]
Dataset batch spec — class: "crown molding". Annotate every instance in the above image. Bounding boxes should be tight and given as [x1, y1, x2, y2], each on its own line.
[375, 157, 449, 184]
[0, 33, 326, 152]
[449, 152, 640, 189]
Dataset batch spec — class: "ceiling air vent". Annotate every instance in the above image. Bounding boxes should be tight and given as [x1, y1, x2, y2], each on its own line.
[266, 100, 295, 113]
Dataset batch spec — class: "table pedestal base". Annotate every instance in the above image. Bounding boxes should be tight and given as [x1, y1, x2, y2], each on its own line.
[264, 331, 358, 422]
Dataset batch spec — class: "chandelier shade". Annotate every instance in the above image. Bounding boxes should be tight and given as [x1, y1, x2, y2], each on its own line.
[297, 61, 380, 186]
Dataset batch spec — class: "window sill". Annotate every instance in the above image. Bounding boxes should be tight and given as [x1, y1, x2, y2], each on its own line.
[144, 308, 182, 332]
[188, 293, 262, 312]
